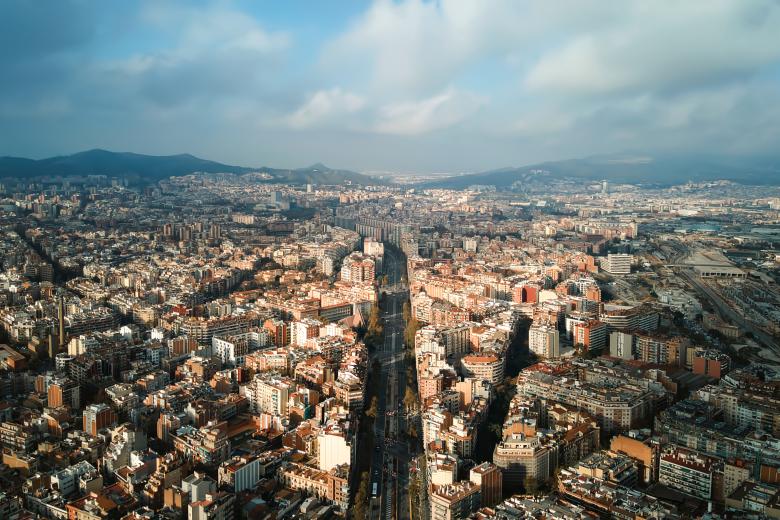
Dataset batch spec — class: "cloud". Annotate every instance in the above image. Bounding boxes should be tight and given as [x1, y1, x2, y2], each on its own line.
[109, 4, 290, 108]
[525, 2, 780, 95]
[284, 86, 482, 136]
[141, 3, 290, 56]
[373, 88, 483, 135]
[286, 88, 366, 129]
[0, 0, 96, 64]
[322, 0, 525, 95]
[2, 0, 780, 171]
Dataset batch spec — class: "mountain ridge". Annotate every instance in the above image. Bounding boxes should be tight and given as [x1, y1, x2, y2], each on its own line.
[0, 149, 386, 186]
[423, 153, 780, 188]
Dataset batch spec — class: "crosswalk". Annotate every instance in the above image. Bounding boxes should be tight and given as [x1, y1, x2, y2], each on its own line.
[385, 482, 392, 519]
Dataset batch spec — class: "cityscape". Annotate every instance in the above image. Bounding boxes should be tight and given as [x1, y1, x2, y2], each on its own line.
[2, 2, 780, 520]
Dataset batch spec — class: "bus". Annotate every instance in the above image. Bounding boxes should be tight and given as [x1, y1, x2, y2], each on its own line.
[372, 483, 379, 497]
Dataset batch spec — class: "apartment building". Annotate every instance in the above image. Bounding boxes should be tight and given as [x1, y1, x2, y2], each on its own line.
[601, 254, 632, 275]
[528, 323, 560, 359]
[461, 354, 504, 385]
[493, 433, 554, 491]
[659, 448, 722, 501]
[430, 480, 481, 520]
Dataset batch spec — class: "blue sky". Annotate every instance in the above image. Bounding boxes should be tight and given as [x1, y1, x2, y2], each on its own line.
[2, 0, 780, 172]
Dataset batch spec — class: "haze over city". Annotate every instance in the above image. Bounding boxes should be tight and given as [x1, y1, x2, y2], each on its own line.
[1, 2, 780, 520]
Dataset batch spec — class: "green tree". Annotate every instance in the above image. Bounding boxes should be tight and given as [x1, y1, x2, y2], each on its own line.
[488, 422, 503, 441]
[367, 303, 382, 337]
[402, 301, 411, 323]
[404, 386, 417, 410]
[352, 471, 370, 519]
[404, 317, 421, 348]
[365, 396, 378, 419]
[524, 476, 538, 496]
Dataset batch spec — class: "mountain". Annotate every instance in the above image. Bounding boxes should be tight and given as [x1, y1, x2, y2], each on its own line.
[0, 149, 248, 180]
[424, 153, 780, 189]
[0, 149, 386, 185]
[256, 163, 384, 185]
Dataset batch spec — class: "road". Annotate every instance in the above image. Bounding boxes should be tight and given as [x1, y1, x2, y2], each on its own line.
[369, 244, 414, 520]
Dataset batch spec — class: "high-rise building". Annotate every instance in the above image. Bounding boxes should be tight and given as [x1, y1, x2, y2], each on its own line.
[460, 354, 504, 385]
[318, 426, 353, 471]
[208, 223, 221, 240]
[572, 320, 608, 353]
[470, 462, 502, 507]
[692, 349, 731, 379]
[244, 376, 292, 417]
[528, 324, 560, 359]
[659, 448, 720, 501]
[188, 491, 235, 520]
[218, 455, 261, 493]
[609, 331, 635, 359]
[83, 403, 118, 436]
[48, 376, 80, 410]
[58, 296, 66, 351]
[340, 252, 376, 283]
[601, 254, 632, 275]
[493, 433, 554, 492]
[182, 472, 217, 503]
[636, 334, 688, 366]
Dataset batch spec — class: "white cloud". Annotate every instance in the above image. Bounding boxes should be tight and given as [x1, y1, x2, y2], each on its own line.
[325, 0, 780, 101]
[373, 88, 483, 135]
[92, 2, 292, 115]
[525, 2, 780, 95]
[286, 88, 365, 129]
[141, 3, 290, 56]
[323, 0, 526, 95]
[3, 0, 780, 171]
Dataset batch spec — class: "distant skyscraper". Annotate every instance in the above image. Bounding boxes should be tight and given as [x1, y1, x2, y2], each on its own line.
[57, 296, 66, 350]
[209, 223, 221, 240]
[602, 180, 608, 194]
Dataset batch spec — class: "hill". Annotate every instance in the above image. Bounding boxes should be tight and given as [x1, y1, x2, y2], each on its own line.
[0, 149, 386, 185]
[425, 154, 780, 189]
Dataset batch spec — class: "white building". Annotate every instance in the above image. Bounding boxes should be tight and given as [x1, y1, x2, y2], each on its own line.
[528, 324, 560, 359]
[218, 455, 261, 492]
[242, 376, 292, 416]
[212, 329, 272, 366]
[601, 254, 632, 275]
[609, 331, 635, 360]
[461, 354, 505, 385]
[51, 461, 101, 497]
[182, 472, 217, 502]
[290, 318, 322, 348]
[318, 427, 353, 471]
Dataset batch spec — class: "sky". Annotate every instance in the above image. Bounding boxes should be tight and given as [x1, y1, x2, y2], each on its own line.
[2, 0, 780, 173]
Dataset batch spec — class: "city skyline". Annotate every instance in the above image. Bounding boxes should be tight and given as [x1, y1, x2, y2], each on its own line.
[2, 2, 780, 520]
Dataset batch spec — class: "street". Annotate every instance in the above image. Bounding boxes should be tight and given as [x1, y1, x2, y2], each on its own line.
[368, 245, 415, 520]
